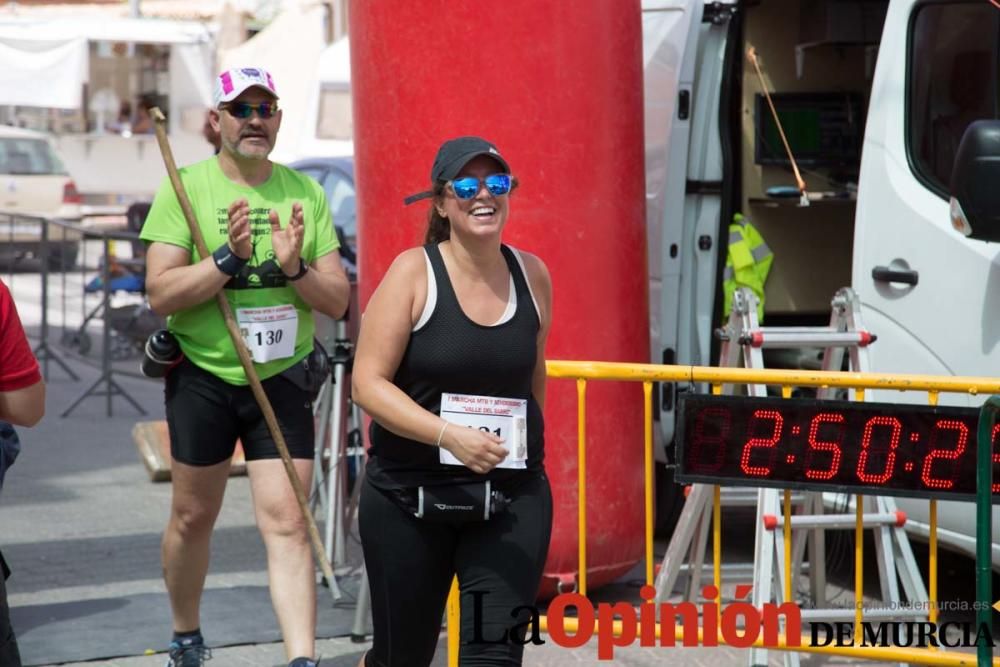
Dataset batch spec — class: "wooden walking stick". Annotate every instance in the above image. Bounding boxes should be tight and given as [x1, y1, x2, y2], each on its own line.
[149, 108, 340, 602]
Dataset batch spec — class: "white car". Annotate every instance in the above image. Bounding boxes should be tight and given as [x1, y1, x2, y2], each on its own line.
[0, 125, 83, 269]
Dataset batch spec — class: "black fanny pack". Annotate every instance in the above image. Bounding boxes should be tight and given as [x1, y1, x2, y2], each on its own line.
[391, 481, 511, 524]
[280, 338, 331, 401]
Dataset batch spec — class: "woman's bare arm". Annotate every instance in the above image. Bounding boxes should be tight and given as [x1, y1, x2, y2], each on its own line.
[351, 248, 508, 473]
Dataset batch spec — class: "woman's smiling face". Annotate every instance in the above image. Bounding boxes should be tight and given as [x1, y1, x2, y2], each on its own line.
[437, 155, 510, 239]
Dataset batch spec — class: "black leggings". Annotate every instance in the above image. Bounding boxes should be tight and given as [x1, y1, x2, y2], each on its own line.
[359, 473, 552, 667]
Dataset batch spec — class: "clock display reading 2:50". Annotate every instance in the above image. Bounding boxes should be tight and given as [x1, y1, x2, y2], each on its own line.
[676, 394, 1000, 501]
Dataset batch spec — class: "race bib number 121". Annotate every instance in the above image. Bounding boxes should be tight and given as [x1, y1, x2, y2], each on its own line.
[439, 392, 528, 469]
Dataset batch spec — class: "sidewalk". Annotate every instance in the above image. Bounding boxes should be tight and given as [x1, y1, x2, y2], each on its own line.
[45, 636, 795, 667]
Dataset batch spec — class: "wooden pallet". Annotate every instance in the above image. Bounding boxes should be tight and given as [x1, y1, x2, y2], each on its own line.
[132, 420, 247, 482]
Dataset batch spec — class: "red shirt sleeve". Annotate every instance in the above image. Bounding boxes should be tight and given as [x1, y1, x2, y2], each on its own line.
[0, 280, 41, 392]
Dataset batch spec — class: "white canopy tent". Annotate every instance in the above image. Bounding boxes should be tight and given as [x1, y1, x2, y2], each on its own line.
[297, 37, 354, 157]
[295, 34, 352, 160]
[0, 17, 214, 127]
[0, 37, 88, 109]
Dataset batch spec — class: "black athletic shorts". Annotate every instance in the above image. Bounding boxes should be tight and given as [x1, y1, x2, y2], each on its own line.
[165, 357, 315, 466]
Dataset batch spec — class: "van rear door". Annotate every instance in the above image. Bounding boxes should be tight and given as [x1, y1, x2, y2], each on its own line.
[644, 0, 736, 447]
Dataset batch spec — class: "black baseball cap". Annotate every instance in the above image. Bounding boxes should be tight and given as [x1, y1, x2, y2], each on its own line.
[403, 136, 510, 205]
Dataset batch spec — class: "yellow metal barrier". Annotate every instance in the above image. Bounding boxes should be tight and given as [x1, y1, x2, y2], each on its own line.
[447, 577, 459, 667]
[577, 379, 588, 595]
[929, 391, 941, 633]
[643, 381, 655, 588]
[441, 360, 1000, 664]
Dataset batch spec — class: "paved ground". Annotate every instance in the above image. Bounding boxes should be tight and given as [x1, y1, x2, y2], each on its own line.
[0, 269, 986, 666]
[40, 640, 803, 667]
[37, 638, 804, 667]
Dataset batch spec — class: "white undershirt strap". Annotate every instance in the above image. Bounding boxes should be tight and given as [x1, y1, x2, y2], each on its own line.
[414, 251, 437, 331]
[413, 245, 541, 332]
[509, 247, 542, 322]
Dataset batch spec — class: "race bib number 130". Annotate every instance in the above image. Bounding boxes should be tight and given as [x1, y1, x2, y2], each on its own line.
[236, 304, 298, 363]
[439, 392, 528, 470]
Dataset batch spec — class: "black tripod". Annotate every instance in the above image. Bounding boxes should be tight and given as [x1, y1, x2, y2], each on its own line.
[309, 319, 364, 601]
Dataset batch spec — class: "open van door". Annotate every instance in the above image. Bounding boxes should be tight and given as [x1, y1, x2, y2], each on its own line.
[854, 0, 1000, 396]
[644, 0, 738, 448]
[644, 0, 738, 531]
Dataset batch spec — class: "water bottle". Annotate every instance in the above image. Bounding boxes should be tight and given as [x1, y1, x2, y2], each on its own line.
[141, 330, 181, 378]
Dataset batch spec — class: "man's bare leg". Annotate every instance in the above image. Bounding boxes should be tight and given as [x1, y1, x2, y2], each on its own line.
[162, 458, 232, 633]
[248, 458, 316, 660]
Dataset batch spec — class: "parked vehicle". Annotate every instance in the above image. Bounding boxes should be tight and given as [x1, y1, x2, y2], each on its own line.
[289, 156, 356, 276]
[0, 125, 82, 269]
[645, 0, 1000, 564]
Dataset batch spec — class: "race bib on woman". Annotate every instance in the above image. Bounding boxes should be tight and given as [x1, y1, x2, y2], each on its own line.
[439, 392, 527, 469]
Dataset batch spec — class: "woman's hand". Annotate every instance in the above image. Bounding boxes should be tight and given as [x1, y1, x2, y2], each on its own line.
[440, 424, 509, 474]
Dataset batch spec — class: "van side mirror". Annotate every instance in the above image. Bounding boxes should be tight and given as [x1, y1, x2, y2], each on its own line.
[950, 120, 1000, 242]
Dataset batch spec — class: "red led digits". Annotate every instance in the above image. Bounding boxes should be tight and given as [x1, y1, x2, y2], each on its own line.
[688, 407, 732, 473]
[920, 419, 968, 490]
[804, 412, 845, 480]
[857, 416, 901, 483]
[740, 409, 783, 477]
[678, 394, 996, 499]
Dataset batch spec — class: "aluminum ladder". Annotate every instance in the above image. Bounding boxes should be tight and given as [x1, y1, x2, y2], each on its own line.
[654, 287, 928, 667]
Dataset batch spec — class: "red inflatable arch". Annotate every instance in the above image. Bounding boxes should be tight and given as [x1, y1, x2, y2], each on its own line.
[350, 0, 648, 595]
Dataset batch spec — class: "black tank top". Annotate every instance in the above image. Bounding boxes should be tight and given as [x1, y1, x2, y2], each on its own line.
[366, 243, 544, 490]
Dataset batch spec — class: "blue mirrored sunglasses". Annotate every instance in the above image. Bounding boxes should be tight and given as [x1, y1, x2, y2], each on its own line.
[449, 173, 512, 200]
[221, 102, 279, 119]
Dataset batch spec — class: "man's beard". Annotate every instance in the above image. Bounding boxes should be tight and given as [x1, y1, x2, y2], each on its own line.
[223, 133, 271, 160]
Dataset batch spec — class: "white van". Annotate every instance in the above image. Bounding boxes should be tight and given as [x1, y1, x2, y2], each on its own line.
[644, 0, 1000, 564]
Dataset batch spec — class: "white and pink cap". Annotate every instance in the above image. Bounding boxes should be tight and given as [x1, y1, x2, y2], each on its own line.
[212, 67, 279, 107]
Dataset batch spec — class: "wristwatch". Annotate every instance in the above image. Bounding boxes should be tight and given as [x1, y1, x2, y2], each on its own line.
[285, 257, 309, 282]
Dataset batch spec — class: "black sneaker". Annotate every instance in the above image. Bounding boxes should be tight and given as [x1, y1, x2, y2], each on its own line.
[165, 636, 212, 666]
[287, 658, 319, 667]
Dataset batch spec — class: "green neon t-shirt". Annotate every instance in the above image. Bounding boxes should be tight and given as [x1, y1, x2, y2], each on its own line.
[140, 156, 339, 385]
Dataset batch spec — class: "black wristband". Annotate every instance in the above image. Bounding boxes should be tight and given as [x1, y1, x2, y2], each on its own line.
[285, 257, 309, 282]
[212, 243, 247, 277]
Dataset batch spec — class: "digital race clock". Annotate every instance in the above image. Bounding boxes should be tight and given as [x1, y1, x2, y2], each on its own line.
[676, 394, 1000, 502]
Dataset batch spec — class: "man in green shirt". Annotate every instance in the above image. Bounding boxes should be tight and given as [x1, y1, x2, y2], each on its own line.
[140, 66, 350, 667]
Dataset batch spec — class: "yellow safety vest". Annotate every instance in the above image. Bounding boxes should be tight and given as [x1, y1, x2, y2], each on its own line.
[723, 213, 773, 321]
